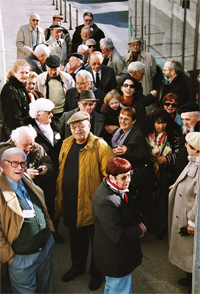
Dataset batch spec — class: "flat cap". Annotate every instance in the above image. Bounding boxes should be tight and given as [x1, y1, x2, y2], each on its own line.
[67, 111, 90, 125]
[177, 102, 199, 114]
[79, 90, 98, 102]
[45, 55, 61, 68]
[49, 22, 64, 30]
[53, 14, 64, 20]
[128, 35, 141, 45]
[186, 132, 200, 151]
[68, 52, 84, 61]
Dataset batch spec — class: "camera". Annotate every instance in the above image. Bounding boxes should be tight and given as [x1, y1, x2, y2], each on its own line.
[36, 167, 43, 173]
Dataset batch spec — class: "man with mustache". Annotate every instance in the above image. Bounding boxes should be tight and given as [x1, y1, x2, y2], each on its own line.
[173, 102, 200, 180]
[55, 111, 114, 291]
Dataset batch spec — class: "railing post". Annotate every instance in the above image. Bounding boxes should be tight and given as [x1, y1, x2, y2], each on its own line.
[52, 0, 55, 5]
[69, 3, 72, 30]
[64, 0, 67, 23]
[76, 9, 78, 27]
[60, 0, 63, 15]
[55, 0, 59, 10]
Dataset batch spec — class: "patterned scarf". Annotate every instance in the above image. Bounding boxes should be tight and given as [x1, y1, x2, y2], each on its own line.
[188, 155, 200, 166]
[111, 126, 133, 148]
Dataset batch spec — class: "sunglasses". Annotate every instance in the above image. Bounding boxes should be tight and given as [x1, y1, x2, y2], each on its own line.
[164, 102, 178, 107]
[123, 84, 135, 89]
[32, 19, 39, 22]
[87, 45, 96, 48]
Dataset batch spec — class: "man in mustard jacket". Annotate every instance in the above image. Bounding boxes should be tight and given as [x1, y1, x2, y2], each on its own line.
[0, 147, 54, 293]
[55, 111, 114, 291]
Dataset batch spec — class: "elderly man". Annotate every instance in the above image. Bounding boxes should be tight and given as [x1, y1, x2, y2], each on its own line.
[37, 55, 75, 117]
[0, 147, 55, 293]
[55, 111, 114, 290]
[60, 90, 104, 139]
[64, 69, 105, 113]
[161, 59, 190, 105]
[174, 102, 200, 180]
[77, 44, 91, 70]
[72, 26, 92, 53]
[86, 38, 97, 57]
[45, 22, 68, 68]
[24, 44, 50, 75]
[16, 14, 45, 59]
[72, 12, 105, 51]
[44, 14, 72, 55]
[88, 51, 117, 93]
[123, 36, 157, 95]
[66, 53, 85, 80]
[100, 37, 127, 82]
[128, 61, 157, 110]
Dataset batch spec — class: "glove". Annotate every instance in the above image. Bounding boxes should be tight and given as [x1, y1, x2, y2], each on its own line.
[179, 226, 190, 236]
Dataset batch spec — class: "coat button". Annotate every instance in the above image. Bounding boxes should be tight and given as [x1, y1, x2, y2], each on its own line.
[176, 216, 178, 218]
[179, 194, 182, 197]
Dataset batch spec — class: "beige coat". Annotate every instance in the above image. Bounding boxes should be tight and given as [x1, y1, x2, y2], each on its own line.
[16, 23, 45, 59]
[0, 172, 54, 264]
[107, 47, 127, 82]
[123, 50, 157, 95]
[55, 132, 114, 228]
[45, 36, 68, 66]
[168, 162, 199, 273]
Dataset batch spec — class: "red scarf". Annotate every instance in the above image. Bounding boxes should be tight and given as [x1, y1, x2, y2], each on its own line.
[121, 95, 134, 107]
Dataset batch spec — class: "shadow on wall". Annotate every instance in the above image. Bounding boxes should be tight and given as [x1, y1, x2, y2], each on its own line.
[94, 11, 128, 28]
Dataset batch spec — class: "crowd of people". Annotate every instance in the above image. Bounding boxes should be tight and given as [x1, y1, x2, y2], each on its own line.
[0, 9, 199, 294]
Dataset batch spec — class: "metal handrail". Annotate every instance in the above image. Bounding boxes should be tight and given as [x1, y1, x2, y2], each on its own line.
[0, 6, 6, 91]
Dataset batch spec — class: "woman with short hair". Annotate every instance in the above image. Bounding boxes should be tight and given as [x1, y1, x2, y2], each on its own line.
[160, 93, 183, 127]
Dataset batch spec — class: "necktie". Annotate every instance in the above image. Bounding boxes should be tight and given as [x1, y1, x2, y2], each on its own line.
[18, 181, 34, 210]
[57, 40, 62, 48]
[95, 72, 100, 88]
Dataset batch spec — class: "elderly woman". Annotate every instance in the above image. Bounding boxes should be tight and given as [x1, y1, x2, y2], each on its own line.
[169, 132, 200, 292]
[85, 38, 97, 56]
[92, 157, 146, 294]
[144, 109, 182, 239]
[23, 98, 63, 243]
[117, 76, 145, 130]
[26, 71, 44, 101]
[111, 107, 151, 199]
[160, 93, 183, 127]
[1, 59, 30, 139]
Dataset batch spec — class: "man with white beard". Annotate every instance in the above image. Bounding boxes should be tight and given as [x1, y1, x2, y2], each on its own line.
[173, 103, 200, 180]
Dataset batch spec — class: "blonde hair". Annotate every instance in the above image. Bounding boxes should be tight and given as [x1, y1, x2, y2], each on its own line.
[6, 69, 13, 80]
[12, 59, 30, 73]
[104, 90, 121, 105]
[28, 71, 38, 79]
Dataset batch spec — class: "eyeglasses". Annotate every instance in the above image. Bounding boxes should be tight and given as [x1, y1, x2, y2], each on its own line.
[32, 19, 39, 22]
[115, 171, 133, 181]
[118, 116, 131, 122]
[70, 123, 87, 130]
[164, 102, 178, 108]
[87, 45, 96, 48]
[76, 82, 88, 87]
[122, 84, 135, 89]
[80, 102, 95, 108]
[185, 142, 195, 150]
[3, 160, 26, 168]
[85, 18, 92, 22]
[37, 111, 52, 115]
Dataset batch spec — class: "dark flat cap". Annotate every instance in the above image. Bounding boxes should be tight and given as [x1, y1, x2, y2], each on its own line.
[67, 111, 90, 125]
[177, 102, 199, 114]
[53, 15, 64, 20]
[45, 55, 61, 68]
[79, 90, 99, 102]
[50, 22, 64, 30]
[68, 52, 84, 61]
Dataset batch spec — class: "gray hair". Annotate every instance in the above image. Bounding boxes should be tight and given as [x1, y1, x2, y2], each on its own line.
[78, 44, 89, 54]
[11, 126, 37, 144]
[166, 59, 182, 75]
[100, 38, 114, 50]
[76, 70, 93, 82]
[29, 98, 55, 118]
[30, 13, 40, 20]
[81, 26, 92, 34]
[128, 61, 145, 73]
[1, 147, 25, 161]
[85, 38, 96, 45]
[90, 51, 104, 63]
[34, 44, 50, 56]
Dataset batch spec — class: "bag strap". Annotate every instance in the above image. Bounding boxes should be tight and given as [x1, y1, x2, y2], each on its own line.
[94, 138, 103, 181]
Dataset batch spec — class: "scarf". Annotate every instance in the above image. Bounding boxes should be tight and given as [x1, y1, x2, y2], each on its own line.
[106, 178, 129, 203]
[188, 155, 199, 166]
[111, 126, 133, 148]
[36, 120, 54, 146]
[121, 95, 134, 107]
[146, 130, 172, 175]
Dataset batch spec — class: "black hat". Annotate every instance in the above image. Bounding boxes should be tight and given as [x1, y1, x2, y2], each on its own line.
[68, 52, 84, 61]
[177, 102, 199, 114]
[45, 55, 61, 68]
[79, 90, 99, 102]
[49, 22, 64, 30]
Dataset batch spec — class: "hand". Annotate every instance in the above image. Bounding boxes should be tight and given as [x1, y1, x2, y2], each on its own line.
[169, 185, 174, 190]
[8, 256, 14, 265]
[60, 65, 64, 71]
[150, 90, 158, 97]
[139, 222, 147, 237]
[157, 156, 166, 164]
[187, 225, 195, 235]
[26, 168, 39, 179]
[113, 145, 127, 156]
[104, 125, 118, 134]
[37, 165, 47, 176]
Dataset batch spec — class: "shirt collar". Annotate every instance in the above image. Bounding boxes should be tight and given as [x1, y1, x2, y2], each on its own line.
[5, 175, 19, 193]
